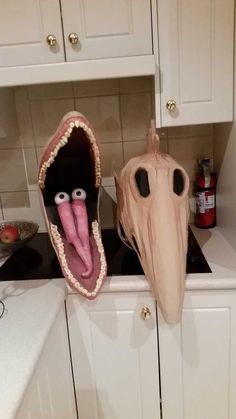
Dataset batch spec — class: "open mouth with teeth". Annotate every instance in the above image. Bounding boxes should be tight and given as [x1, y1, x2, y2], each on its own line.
[38, 111, 107, 298]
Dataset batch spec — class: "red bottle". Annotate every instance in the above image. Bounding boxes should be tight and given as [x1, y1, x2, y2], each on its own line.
[195, 159, 216, 229]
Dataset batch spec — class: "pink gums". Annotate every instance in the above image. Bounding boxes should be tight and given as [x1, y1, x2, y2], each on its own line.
[57, 200, 93, 278]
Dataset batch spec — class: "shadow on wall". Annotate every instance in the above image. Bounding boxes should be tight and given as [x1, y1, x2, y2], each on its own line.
[213, 121, 236, 250]
[213, 122, 233, 175]
[0, 88, 19, 138]
[77, 389, 118, 419]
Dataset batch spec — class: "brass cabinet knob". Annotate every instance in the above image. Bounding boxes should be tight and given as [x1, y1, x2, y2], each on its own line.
[46, 34, 57, 47]
[141, 307, 151, 320]
[166, 100, 176, 111]
[68, 33, 79, 45]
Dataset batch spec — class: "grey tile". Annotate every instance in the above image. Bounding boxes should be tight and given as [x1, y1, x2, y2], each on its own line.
[74, 79, 119, 97]
[120, 93, 153, 141]
[119, 76, 153, 94]
[28, 82, 73, 100]
[30, 99, 75, 147]
[1, 191, 46, 232]
[76, 96, 122, 143]
[0, 149, 27, 192]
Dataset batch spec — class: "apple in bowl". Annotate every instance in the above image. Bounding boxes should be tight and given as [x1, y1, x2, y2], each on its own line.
[0, 221, 39, 258]
[0, 225, 19, 244]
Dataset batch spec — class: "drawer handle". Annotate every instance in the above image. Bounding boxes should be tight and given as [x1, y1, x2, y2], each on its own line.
[46, 34, 57, 47]
[141, 307, 151, 320]
[68, 33, 79, 45]
[166, 99, 176, 111]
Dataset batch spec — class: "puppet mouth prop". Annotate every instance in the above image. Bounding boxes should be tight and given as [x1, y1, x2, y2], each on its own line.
[38, 111, 107, 298]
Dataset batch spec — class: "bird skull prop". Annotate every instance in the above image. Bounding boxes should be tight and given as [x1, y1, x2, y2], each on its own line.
[115, 122, 190, 323]
[38, 111, 107, 298]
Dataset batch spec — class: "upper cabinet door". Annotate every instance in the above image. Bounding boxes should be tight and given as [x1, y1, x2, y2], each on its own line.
[157, 0, 234, 126]
[0, 0, 65, 67]
[61, 0, 153, 61]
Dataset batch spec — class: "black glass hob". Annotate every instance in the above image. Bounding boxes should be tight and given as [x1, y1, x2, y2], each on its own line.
[0, 227, 211, 281]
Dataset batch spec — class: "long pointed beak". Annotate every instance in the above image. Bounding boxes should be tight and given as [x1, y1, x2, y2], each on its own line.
[57, 201, 93, 278]
[136, 197, 188, 323]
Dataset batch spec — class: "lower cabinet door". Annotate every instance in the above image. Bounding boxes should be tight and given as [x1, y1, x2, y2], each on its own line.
[66, 292, 160, 419]
[16, 306, 77, 419]
[158, 290, 236, 419]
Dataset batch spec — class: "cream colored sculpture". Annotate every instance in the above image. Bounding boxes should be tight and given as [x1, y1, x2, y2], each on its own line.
[115, 121, 190, 323]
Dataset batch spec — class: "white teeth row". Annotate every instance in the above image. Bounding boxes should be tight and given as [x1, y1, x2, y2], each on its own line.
[38, 119, 102, 189]
[50, 220, 106, 297]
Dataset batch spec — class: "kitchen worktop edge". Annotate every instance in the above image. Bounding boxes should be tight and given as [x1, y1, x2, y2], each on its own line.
[0, 278, 66, 419]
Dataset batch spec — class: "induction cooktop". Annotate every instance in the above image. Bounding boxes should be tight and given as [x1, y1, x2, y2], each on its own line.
[0, 227, 211, 281]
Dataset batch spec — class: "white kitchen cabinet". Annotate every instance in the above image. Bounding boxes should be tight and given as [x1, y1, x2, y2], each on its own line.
[16, 306, 77, 419]
[0, 0, 65, 67]
[61, 0, 152, 61]
[66, 292, 160, 419]
[156, 0, 234, 126]
[0, 0, 152, 69]
[158, 290, 236, 419]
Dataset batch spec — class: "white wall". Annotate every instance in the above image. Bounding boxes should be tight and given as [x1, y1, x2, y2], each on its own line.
[213, 24, 236, 250]
[214, 120, 236, 249]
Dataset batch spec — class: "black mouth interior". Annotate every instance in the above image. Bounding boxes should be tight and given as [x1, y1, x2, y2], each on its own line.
[43, 127, 98, 225]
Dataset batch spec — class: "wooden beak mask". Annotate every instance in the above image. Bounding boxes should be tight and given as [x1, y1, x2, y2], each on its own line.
[115, 122, 190, 323]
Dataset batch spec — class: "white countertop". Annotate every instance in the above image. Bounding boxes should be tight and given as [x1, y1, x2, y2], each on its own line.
[0, 278, 66, 419]
[1, 225, 236, 419]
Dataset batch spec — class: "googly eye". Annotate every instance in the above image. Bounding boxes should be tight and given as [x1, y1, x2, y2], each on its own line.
[72, 188, 87, 201]
[54, 192, 70, 205]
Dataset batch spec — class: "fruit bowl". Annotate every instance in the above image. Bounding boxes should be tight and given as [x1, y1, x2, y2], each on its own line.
[0, 220, 39, 258]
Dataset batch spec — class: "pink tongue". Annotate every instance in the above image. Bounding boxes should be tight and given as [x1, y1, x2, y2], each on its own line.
[72, 200, 93, 277]
[57, 201, 93, 278]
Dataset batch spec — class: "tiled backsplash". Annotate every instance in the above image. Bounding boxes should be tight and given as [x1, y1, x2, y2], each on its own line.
[0, 77, 213, 229]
